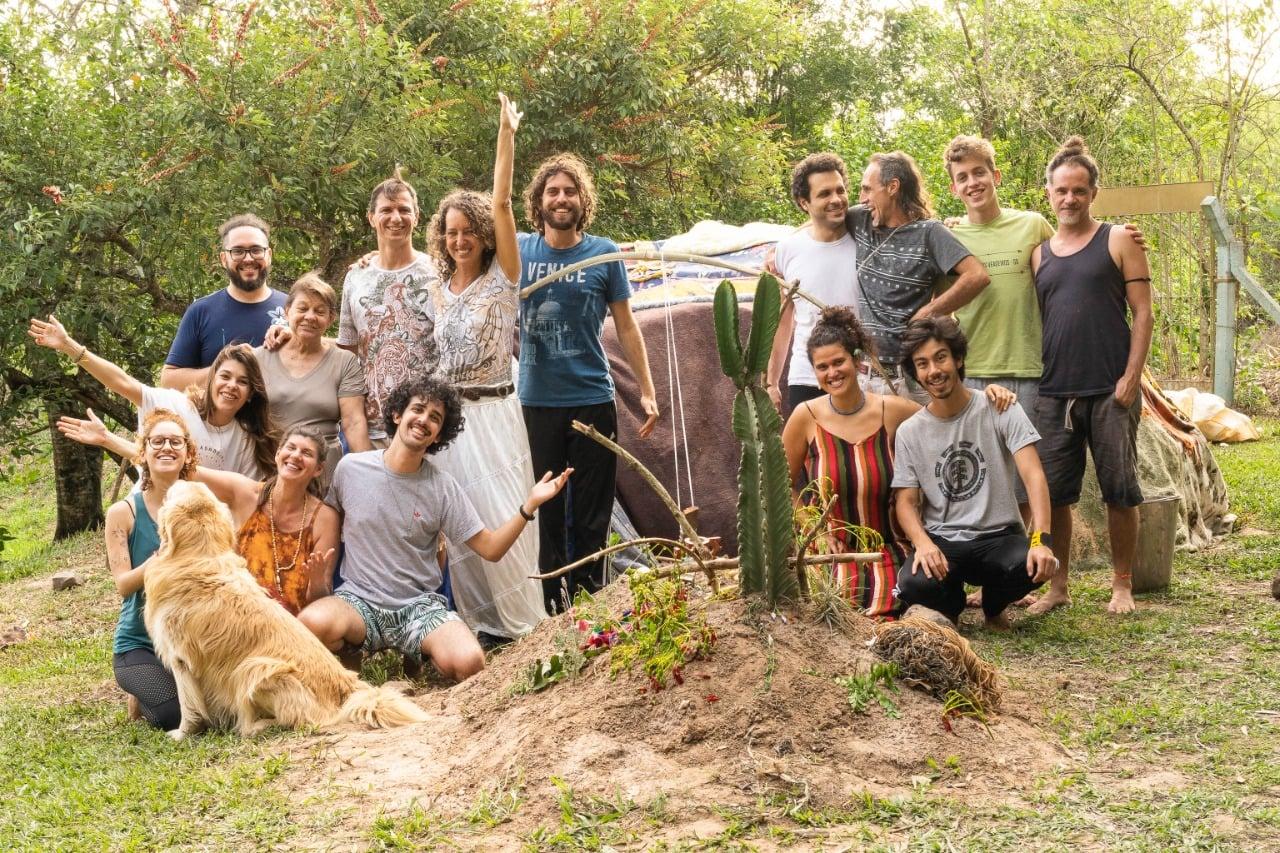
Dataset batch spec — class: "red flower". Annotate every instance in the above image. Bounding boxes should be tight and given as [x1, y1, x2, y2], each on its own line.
[41, 186, 63, 204]
[704, 693, 719, 703]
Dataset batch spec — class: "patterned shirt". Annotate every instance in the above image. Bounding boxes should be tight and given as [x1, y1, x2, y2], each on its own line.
[336, 253, 440, 440]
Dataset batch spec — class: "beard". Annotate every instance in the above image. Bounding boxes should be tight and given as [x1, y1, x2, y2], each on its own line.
[541, 205, 582, 233]
[227, 266, 269, 292]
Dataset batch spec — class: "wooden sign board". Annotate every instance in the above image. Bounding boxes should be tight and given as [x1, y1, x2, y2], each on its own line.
[1093, 181, 1215, 217]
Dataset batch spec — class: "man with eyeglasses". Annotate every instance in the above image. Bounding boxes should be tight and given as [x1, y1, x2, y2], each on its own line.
[159, 213, 287, 390]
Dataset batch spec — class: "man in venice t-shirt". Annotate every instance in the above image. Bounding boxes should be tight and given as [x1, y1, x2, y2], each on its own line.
[517, 153, 659, 614]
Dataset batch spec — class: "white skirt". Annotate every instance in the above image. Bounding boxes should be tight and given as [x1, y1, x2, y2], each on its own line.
[431, 393, 547, 637]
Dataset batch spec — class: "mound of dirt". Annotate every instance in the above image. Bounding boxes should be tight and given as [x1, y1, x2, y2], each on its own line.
[288, 580, 1068, 842]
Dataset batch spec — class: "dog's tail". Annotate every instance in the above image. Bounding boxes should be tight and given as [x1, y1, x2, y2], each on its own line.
[337, 682, 430, 729]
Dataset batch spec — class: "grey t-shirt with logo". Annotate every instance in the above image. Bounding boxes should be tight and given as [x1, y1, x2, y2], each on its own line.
[891, 393, 1039, 542]
[328, 450, 485, 609]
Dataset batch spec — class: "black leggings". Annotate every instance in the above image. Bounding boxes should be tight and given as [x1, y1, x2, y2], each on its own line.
[113, 648, 181, 731]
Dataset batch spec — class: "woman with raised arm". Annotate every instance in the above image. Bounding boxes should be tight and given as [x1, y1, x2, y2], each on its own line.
[27, 315, 275, 478]
[420, 92, 547, 641]
[59, 415, 338, 617]
[106, 409, 195, 730]
[252, 273, 370, 486]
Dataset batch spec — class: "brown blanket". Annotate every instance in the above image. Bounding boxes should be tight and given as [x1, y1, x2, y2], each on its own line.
[604, 301, 787, 555]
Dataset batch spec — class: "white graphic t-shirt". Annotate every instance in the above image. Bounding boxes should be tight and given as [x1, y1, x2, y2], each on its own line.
[337, 253, 441, 440]
[429, 258, 517, 387]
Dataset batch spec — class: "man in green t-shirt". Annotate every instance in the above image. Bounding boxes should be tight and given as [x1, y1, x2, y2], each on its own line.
[943, 135, 1143, 512]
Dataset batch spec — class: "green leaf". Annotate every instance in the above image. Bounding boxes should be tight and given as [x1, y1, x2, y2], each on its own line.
[713, 280, 746, 387]
[743, 273, 781, 378]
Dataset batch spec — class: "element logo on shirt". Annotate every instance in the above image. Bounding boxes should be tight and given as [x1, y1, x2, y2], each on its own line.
[935, 441, 987, 502]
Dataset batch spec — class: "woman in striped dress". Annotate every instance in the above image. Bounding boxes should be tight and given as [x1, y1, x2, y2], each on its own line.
[782, 307, 918, 617]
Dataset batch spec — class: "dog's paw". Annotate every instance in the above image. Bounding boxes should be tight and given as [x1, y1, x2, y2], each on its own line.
[167, 728, 189, 742]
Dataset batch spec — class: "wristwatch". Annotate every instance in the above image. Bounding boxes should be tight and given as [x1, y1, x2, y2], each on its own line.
[1030, 530, 1053, 548]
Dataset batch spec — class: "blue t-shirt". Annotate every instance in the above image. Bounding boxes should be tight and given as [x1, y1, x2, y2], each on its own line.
[517, 232, 631, 407]
[166, 288, 288, 368]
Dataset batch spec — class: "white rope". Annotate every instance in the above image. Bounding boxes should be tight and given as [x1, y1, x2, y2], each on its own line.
[658, 249, 695, 508]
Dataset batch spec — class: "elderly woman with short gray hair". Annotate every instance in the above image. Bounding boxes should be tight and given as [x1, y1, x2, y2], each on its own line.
[253, 273, 370, 485]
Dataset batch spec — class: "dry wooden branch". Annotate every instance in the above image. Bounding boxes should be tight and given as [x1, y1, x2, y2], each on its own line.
[570, 420, 718, 591]
[529, 537, 694, 581]
[646, 551, 884, 581]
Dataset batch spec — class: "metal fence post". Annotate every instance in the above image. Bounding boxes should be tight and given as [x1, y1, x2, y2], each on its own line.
[1213, 244, 1236, 405]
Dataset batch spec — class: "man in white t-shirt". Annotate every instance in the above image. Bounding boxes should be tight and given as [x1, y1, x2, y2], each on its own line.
[765, 152, 858, 411]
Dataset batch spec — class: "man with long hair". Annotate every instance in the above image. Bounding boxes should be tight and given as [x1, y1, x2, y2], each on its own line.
[518, 153, 659, 614]
[847, 152, 991, 402]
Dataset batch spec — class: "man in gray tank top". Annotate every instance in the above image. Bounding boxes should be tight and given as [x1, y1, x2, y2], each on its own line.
[1025, 137, 1153, 617]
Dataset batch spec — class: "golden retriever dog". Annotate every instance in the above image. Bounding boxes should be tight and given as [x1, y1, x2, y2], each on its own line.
[144, 481, 428, 739]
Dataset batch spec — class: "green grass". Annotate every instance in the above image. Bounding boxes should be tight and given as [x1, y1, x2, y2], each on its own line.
[0, 444, 59, 565]
[3, 420, 1280, 849]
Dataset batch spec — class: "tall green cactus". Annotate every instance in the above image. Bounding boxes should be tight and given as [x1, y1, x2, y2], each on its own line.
[714, 275, 797, 605]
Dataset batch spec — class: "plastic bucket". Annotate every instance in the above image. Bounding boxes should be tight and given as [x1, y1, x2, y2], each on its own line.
[1132, 495, 1180, 593]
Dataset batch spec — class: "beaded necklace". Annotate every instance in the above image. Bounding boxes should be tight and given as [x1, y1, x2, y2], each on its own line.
[268, 487, 316, 594]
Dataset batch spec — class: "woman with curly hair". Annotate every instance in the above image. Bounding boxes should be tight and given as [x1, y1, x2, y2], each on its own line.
[104, 409, 197, 730]
[419, 93, 548, 641]
[28, 314, 276, 478]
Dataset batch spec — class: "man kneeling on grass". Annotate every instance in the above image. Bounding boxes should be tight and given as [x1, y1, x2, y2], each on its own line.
[891, 317, 1057, 629]
[299, 375, 570, 681]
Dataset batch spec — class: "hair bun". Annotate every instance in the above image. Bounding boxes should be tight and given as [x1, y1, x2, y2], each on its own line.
[1057, 135, 1089, 157]
[819, 305, 858, 326]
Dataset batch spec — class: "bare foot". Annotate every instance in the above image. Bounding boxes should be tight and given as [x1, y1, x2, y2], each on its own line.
[1107, 586, 1137, 614]
[965, 590, 982, 608]
[1026, 590, 1071, 615]
[984, 608, 1013, 631]
[1013, 593, 1037, 607]
[126, 694, 142, 722]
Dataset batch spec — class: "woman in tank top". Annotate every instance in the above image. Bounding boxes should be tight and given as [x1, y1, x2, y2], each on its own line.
[105, 409, 196, 730]
[782, 307, 919, 617]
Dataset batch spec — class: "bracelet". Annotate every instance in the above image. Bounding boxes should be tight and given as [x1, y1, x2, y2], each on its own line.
[519, 505, 535, 522]
[1030, 531, 1053, 549]
[71, 343, 88, 364]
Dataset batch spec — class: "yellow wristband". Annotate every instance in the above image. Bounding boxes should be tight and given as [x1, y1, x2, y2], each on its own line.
[1029, 530, 1043, 549]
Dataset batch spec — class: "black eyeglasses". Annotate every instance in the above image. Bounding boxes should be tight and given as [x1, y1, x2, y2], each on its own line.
[223, 246, 269, 260]
[147, 435, 187, 449]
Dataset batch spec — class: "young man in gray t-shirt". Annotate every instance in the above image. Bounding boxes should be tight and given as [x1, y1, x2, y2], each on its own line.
[891, 317, 1057, 629]
[298, 375, 569, 682]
